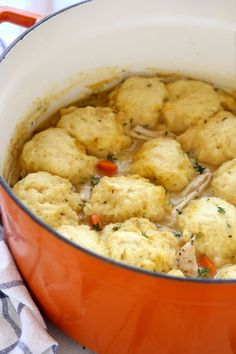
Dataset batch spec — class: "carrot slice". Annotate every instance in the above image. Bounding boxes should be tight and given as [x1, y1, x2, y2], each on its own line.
[97, 160, 117, 177]
[89, 214, 103, 231]
[198, 254, 217, 277]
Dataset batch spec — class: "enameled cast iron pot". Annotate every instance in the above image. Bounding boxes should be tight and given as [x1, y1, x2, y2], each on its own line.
[1, 1, 236, 353]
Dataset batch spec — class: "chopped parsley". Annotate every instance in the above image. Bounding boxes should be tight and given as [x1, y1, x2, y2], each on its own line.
[217, 206, 225, 214]
[112, 226, 121, 231]
[107, 153, 117, 162]
[135, 219, 141, 227]
[90, 176, 101, 186]
[198, 267, 209, 277]
[193, 161, 206, 174]
[176, 208, 182, 215]
[142, 231, 148, 238]
[92, 223, 102, 231]
[173, 230, 182, 239]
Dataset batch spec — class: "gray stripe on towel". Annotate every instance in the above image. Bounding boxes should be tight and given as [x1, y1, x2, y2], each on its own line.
[0, 291, 7, 299]
[18, 341, 33, 354]
[17, 303, 25, 315]
[52, 344, 58, 353]
[0, 280, 24, 290]
[2, 297, 22, 337]
[0, 341, 18, 354]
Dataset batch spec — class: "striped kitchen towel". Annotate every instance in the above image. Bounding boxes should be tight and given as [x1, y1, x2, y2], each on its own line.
[0, 226, 58, 354]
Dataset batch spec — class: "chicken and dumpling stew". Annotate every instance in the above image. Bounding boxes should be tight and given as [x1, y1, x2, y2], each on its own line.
[12, 74, 236, 279]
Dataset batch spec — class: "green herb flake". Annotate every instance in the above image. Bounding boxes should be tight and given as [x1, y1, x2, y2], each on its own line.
[176, 208, 182, 215]
[217, 206, 225, 214]
[142, 231, 148, 238]
[135, 220, 141, 227]
[107, 153, 117, 162]
[112, 226, 121, 231]
[92, 223, 101, 231]
[198, 267, 209, 277]
[90, 176, 101, 186]
[173, 230, 182, 239]
[193, 161, 206, 174]
[146, 83, 152, 88]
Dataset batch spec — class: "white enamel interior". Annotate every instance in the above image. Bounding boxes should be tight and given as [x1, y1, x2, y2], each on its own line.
[1, 0, 236, 175]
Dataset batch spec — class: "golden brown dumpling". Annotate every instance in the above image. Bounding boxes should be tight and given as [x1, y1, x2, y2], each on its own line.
[57, 106, 131, 158]
[178, 197, 236, 267]
[102, 218, 180, 272]
[109, 76, 167, 128]
[178, 111, 236, 166]
[162, 79, 221, 134]
[84, 175, 171, 223]
[20, 127, 97, 184]
[13, 172, 82, 228]
[131, 137, 195, 192]
[211, 158, 236, 206]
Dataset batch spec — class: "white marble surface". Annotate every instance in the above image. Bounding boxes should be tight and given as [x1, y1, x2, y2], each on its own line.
[0, 1, 97, 352]
[46, 321, 95, 354]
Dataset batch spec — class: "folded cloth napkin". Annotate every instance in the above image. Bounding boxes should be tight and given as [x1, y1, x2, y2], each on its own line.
[0, 226, 58, 354]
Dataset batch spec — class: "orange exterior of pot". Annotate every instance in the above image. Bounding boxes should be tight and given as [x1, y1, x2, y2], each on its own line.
[1, 185, 236, 354]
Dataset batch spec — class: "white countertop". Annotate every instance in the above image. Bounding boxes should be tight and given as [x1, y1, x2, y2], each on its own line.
[46, 321, 94, 354]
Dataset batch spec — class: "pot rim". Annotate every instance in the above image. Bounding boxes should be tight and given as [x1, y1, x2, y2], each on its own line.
[0, 1, 235, 285]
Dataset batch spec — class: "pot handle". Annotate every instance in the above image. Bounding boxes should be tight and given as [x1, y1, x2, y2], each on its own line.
[0, 6, 44, 27]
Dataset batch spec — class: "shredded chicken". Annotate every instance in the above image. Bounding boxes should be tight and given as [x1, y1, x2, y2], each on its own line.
[176, 236, 198, 277]
[172, 172, 212, 216]
[80, 184, 92, 202]
[130, 125, 175, 140]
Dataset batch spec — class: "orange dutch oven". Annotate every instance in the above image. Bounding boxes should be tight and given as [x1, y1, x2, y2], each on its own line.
[1, 1, 236, 353]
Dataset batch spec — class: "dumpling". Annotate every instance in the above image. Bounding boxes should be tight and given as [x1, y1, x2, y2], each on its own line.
[167, 269, 185, 277]
[178, 197, 236, 267]
[57, 106, 131, 158]
[162, 79, 221, 134]
[109, 76, 167, 128]
[215, 264, 236, 279]
[13, 172, 82, 228]
[84, 175, 171, 223]
[178, 111, 236, 166]
[131, 137, 195, 192]
[20, 127, 97, 184]
[102, 218, 180, 272]
[211, 158, 236, 206]
[57, 224, 107, 256]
